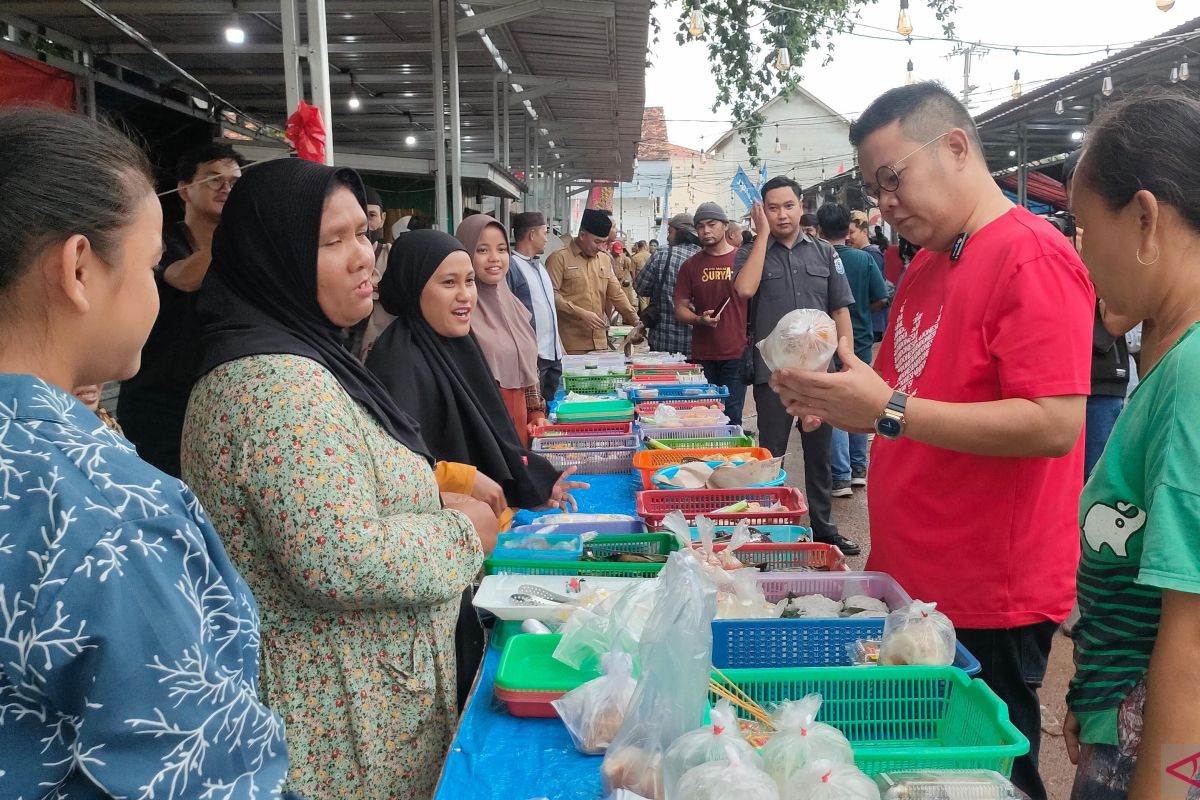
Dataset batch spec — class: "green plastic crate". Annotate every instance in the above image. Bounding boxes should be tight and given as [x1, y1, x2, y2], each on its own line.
[484, 557, 665, 578]
[563, 372, 630, 394]
[713, 666, 1029, 777]
[584, 533, 680, 556]
[651, 435, 756, 449]
[555, 398, 635, 423]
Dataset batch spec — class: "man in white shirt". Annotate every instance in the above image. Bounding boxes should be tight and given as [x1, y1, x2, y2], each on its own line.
[507, 211, 564, 401]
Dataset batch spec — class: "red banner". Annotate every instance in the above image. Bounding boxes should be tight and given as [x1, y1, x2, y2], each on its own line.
[0, 52, 75, 110]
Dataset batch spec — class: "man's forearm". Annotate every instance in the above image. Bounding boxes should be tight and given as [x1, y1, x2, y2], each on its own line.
[904, 395, 1085, 458]
[675, 300, 700, 326]
[832, 307, 853, 347]
[162, 249, 212, 292]
[733, 240, 768, 299]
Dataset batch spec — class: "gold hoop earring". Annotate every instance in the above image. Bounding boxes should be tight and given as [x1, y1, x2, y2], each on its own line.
[1136, 245, 1160, 266]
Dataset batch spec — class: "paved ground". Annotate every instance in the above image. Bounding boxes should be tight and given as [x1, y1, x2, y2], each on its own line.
[742, 392, 1076, 800]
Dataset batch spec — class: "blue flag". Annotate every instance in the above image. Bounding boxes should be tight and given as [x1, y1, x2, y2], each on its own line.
[731, 166, 758, 211]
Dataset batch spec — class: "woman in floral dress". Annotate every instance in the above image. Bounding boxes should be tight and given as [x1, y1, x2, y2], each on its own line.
[181, 158, 497, 800]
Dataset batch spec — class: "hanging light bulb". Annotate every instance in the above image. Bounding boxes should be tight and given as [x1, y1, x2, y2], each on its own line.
[906, 58, 914, 85]
[348, 91, 360, 110]
[1157, 0, 1176, 10]
[1181, 58, 1190, 81]
[1055, 96, 1064, 115]
[688, 6, 704, 38]
[774, 45, 792, 73]
[1011, 69, 1022, 99]
[1102, 71, 1114, 97]
[700, 136, 706, 165]
[225, 2, 246, 44]
[1172, 64, 1180, 83]
[774, 124, 782, 154]
[897, 0, 913, 36]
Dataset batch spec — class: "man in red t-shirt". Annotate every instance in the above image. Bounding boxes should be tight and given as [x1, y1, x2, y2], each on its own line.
[769, 84, 1093, 800]
[673, 202, 749, 426]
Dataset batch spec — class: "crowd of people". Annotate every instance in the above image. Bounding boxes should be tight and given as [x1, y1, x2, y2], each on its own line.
[1, 79, 1197, 800]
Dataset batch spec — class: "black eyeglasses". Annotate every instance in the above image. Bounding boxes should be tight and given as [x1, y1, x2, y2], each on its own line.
[860, 132, 949, 203]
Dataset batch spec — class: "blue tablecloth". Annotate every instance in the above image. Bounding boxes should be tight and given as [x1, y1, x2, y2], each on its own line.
[434, 473, 641, 800]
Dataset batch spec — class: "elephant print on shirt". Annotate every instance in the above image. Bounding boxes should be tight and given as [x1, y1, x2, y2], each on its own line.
[1082, 501, 1147, 558]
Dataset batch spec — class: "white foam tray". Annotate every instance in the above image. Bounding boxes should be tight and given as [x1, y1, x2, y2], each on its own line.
[473, 574, 641, 622]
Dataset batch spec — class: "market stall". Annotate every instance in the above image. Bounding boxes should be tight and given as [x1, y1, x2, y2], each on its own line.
[435, 343, 1029, 800]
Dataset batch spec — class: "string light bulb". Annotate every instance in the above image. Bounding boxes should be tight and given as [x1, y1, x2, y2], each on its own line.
[348, 74, 361, 110]
[906, 58, 914, 85]
[1181, 58, 1190, 81]
[1055, 96, 1064, 115]
[774, 124, 782, 154]
[225, 2, 246, 44]
[774, 45, 792, 73]
[1102, 71, 1114, 97]
[1011, 69, 1022, 99]
[1157, 0, 1175, 10]
[700, 135, 706, 165]
[688, 6, 704, 38]
[1172, 64, 1180, 83]
[897, 0, 913, 37]
[404, 134, 417, 146]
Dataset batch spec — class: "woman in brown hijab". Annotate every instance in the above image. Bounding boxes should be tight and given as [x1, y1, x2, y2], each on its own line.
[454, 214, 546, 446]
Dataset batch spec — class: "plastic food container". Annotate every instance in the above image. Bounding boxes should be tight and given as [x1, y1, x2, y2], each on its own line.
[493, 532, 584, 562]
[494, 634, 601, 717]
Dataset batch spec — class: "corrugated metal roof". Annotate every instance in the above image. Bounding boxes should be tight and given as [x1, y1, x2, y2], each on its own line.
[0, 0, 649, 181]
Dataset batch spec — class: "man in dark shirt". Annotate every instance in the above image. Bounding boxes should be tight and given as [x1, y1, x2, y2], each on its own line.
[733, 177, 859, 556]
[673, 202, 749, 426]
[118, 142, 244, 477]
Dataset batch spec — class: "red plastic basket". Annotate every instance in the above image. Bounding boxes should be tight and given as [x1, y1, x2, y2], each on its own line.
[637, 487, 808, 528]
[530, 421, 633, 438]
[631, 374, 703, 384]
[699, 542, 849, 572]
[492, 686, 564, 718]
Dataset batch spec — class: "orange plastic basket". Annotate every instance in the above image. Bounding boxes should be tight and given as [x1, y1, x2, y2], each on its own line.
[632, 447, 774, 489]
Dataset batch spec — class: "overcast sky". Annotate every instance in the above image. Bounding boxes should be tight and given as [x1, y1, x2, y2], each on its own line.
[645, 0, 1192, 151]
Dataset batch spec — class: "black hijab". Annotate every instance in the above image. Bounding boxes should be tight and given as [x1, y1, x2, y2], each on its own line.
[365, 230, 560, 508]
[197, 157, 431, 462]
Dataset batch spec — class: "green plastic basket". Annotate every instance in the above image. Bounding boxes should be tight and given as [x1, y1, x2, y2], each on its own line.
[484, 557, 665, 578]
[584, 533, 681, 556]
[651, 435, 756, 449]
[555, 398, 636, 423]
[563, 372, 630, 394]
[714, 666, 1029, 777]
[495, 634, 601, 693]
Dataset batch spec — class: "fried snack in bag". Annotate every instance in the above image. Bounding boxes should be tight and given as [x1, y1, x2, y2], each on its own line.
[676, 745, 780, 800]
[782, 760, 880, 800]
[553, 649, 638, 755]
[760, 694, 854, 790]
[879, 600, 956, 666]
[757, 309, 838, 373]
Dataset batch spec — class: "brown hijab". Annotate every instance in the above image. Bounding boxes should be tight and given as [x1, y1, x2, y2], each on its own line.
[455, 214, 539, 389]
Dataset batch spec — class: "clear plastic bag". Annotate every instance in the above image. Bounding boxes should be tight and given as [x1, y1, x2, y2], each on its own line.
[876, 770, 1020, 799]
[879, 601, 956, 667]
[652, 404, 729, 428]
[554, 578, 661, 670]
[552, 649, 639, 755]
[782, 760, 880, 800]
[676, 745, 780, 800]
[601, 552, 720, 799]
[717, 567, 780, 619]
[756, 309, 838, 373]
[663, 699, 765, 799]
[760, 695, 854, 789]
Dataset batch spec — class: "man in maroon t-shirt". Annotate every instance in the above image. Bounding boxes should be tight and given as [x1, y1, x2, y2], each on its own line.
[769, 84, 1093, 800]
[673, 202, 749, 426]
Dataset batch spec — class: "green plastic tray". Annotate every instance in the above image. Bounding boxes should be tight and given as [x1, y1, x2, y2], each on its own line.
[714, 666, 1029, 777]
[556, 398, 635, 422]
[484, 557, 665, 578]
[496, 634, 599, 693]
[650, 435, 756, 449]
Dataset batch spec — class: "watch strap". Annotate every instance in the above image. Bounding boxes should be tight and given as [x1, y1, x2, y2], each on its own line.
[886, 390, 909, 415]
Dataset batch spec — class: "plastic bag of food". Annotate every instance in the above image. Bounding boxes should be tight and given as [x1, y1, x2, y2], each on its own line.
[782, 760, 880, 800]
[760, 695, 854, 789]
[840, 595, 889, 618]
[717, 567, 779, 619]
[757, 309, 838, 373]
[601, 552, 720, 798]
[775, 594, 844, 619]
[676, 745, 780, 800]
[553, 649, 639, 755]
[662, 700, 764, 799]
[875, 770, 1019, 799]
[879, 601, 956, 667]
[555, 579, 661, 670]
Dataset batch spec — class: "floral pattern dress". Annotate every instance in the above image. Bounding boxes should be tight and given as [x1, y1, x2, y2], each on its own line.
[181, 354, 483, 800]
[0, 375, 288, 798]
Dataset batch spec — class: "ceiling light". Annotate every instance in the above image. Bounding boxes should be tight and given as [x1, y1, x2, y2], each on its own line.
[1008, 150, 1017, 157]
[1070, 130, 1084, 142]
[405, 134, 417, 146]
[897, 0, 913, 36]
[225, 10, 246, 44]
[348, 93, 360, 110]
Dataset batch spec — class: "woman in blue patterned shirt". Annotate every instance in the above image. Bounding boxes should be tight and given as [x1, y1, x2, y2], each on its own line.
[0, 110, 289, 797]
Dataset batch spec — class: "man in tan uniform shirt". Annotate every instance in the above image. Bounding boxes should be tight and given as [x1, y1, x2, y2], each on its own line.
[546, 208, 640, 353]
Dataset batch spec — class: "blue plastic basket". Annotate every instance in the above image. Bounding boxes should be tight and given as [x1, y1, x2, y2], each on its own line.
[710, 571, 981, 675]
[511, 520, 648, 536]
[651, 463, 787, 490]
[687, 524, 813, 543]
[627, 384, 731, 403]
[493, 533, 583, 562]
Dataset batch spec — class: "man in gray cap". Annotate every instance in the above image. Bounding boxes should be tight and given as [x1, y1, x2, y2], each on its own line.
[507, 210, 564, 401]
[632, 212, 702, 355]
[672, 202, 749, 426]
[545, 208, 640, 354]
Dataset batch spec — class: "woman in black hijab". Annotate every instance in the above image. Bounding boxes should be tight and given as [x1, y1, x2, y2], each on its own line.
[366, 229, 586, 511]
[180, 158, 497, 800]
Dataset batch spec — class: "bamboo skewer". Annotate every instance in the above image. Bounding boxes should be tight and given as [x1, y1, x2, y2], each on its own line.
[711, 667, 759, 709]
[708, 681, 776, 730]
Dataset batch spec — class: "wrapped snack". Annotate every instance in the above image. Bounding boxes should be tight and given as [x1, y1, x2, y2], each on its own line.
[756, 309, 838, 373]
[761, 695, 854, 789]
[602, 553, 720, 798]
[663, 700, 764, 799]
[841, 595, 889, 618]
[879, 601, 956, 667]
[845, 640, 880, 666]
[783, 760, 880, 800]
[876, 770, 1020, 799]
[714, 521, 751, 570]
[676, 745, 780, 800]
[553, 649, 639, 755]
[717, 567, 779, 619]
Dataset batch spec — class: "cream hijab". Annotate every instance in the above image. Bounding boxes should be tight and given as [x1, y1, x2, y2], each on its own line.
[455, 214, 540, 389]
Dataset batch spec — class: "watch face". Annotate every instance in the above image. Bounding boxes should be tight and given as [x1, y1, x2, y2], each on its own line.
[876, 416, 903, 439]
